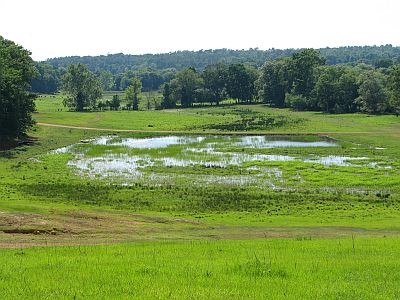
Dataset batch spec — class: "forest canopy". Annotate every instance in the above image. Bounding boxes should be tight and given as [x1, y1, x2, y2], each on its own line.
[31, 45, 400, 94]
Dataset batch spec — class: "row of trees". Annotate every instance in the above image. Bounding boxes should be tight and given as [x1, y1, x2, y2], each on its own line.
[31, 64, 175, 94]
[257, 49, 400, 114]
[62, 63, 144, 112]
[158, 49, 400, 115]
[162, 64, 258, 108]
[46, 46, 400, 74]
[61, 50, 400, 115]
[32, 45, 400, 95]
[47, 47, 400, 115]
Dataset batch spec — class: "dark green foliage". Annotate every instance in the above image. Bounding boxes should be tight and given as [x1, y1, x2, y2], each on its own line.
[32, 46, 400, 94]
[125, 77, 142, 110]
[0, 36, 36, 146]
[45, 46, 400, 74]
[356, 71, 388, 114]
[161, 83, 175, 108]
[31, 46, 400, 116]
[202, 63, 229, 105]
[388, 64, 400, 115]
[226, 64, 258, 102]
[99, 71, 114, 91]
[31, 62, 61, 94]
[284, 93, 310, 111]
[110, 95, 120, 110]
[313, 65, 359, 113]
[62, 64, 102, 111]
[170, 68, 203, 107]
[257, 58, 290, 107]
[289, 49, 326, 98]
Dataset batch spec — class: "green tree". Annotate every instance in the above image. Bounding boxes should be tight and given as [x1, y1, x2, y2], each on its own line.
[170, 68, 203, 108]
[0, 36, 36, 146]
[161, 83, 175, 108]
[356, 71, 388, 114]
[202, 63, 228, 105]
[388, 65, 400, 115]
[313, 65, 359, 113]
[257, 58, 290, 107]
[226, 64, 257, 102]
[289, 49, 325, 98]
[62, 64, 102, 111]
[31, 62, 61, 94]
[110, 95, 120, 110]
[99, 71, 114, 91]
[284, 93, 310, 111]
[119, 71, 135, 91]
[125, 77, 142, 110]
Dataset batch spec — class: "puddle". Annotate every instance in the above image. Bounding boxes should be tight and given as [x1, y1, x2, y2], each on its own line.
[93, 136, 205, 149]
[235, 136, 337, 148]
[52, 135, 390, 187]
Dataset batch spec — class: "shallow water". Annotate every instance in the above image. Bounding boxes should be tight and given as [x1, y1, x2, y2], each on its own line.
[236, 136, 337, 148]
[53, 135, 388, 187]
[93, 136, 205, 148]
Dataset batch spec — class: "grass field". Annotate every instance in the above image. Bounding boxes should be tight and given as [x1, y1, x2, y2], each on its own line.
[2, 238, 400, 299]
[1, 96, 400, 298]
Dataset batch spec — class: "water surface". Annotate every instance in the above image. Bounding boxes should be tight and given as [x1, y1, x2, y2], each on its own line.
[52, 135, 387, 187]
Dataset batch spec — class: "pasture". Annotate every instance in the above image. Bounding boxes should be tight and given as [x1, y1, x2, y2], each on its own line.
[1, 97, 400, 298]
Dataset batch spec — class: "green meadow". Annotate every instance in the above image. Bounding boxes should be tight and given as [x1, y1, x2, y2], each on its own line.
[1, 238, 400, 299]
[1, 96, 400, 298]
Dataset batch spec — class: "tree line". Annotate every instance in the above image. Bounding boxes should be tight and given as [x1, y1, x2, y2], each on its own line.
[158, 49, 400, 114]
[31, 64, 175, 94]
[257, 49, 400, 114]
[32, 45, 400, 94]
[60, 49, 400, 116]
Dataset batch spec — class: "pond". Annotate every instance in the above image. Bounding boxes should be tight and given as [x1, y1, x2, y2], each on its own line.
[53, 135, 388, 188]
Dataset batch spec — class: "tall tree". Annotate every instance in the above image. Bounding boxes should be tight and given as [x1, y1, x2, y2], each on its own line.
[62, 64, 102, 111]
[125, 77, 142, 110]
[313, 65, 359, 113]
[0, 36, 36, 146]
[170, 68, 203, 108]
[289, 49, 325, 98]
[257, 58, 290, 107]
[226, 64, 257, 102]
[161, 83, 175, 108]
[99, 71, 114, 91]
[388, 64, 400, 115]
[202, 63, 228, 105]
[110, 94, 120, 110]
[356, 71, 388, 114]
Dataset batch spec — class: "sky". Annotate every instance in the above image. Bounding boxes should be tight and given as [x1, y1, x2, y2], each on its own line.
[0, 0, 399, 61]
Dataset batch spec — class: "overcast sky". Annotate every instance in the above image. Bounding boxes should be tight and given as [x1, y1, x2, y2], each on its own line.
[0, 0, 399, 61]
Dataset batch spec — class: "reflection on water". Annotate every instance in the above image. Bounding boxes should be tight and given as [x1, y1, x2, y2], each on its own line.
[236, 136, 337, 148]
[94, 136, 205, 148]
[53, 135, 388, 187]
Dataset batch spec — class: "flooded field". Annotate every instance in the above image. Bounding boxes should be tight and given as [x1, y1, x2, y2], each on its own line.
[52, 135, 393, 190]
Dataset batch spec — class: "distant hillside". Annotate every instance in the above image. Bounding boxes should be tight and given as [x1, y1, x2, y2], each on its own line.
[44, 45, 400, 74]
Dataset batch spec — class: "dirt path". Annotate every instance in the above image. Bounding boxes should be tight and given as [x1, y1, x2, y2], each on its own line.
[37, 122, 185, 133]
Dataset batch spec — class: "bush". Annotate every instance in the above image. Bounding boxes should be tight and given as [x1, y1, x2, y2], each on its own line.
[284, 93, 310, 111]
